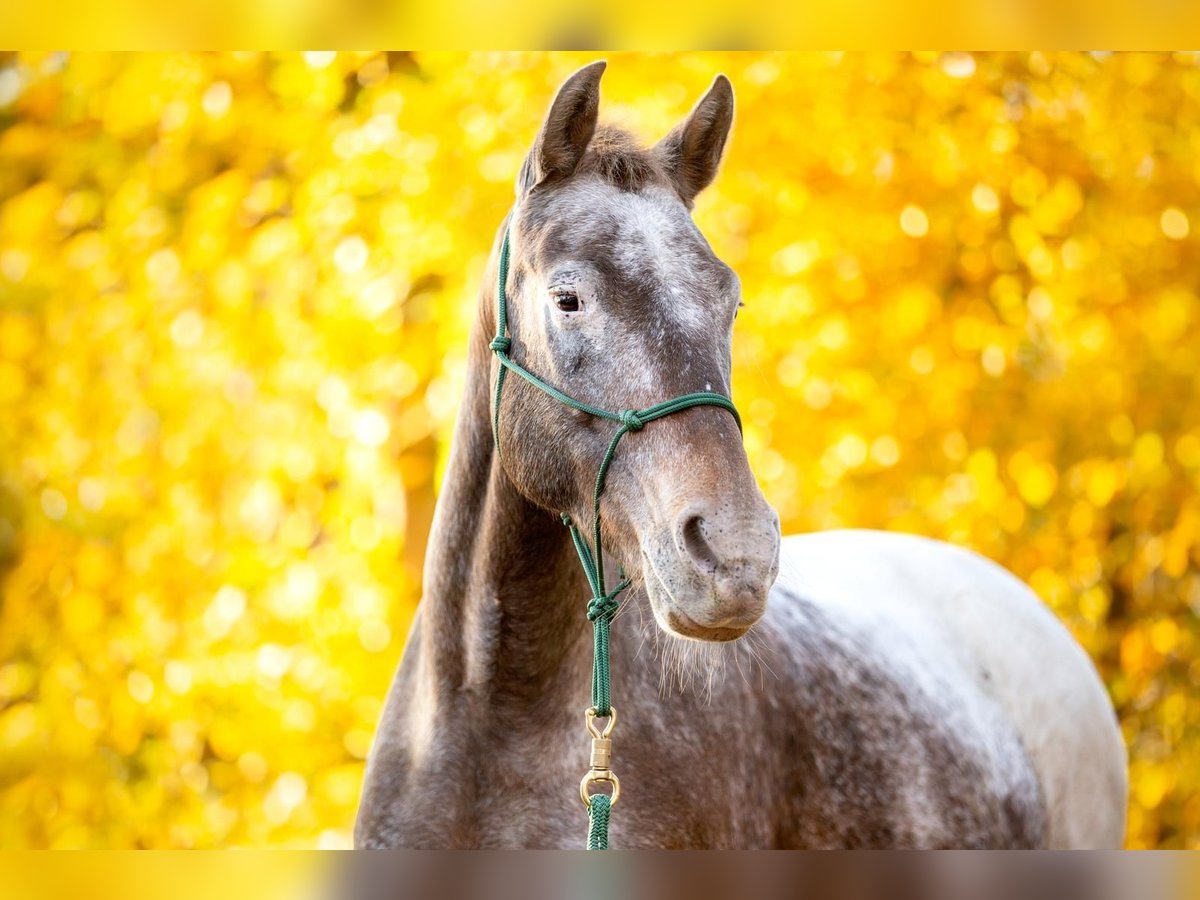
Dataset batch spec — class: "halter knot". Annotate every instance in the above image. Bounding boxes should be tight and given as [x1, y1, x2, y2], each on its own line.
[619, 409, 645, 432]
[586, 592, 621, 623]
[489, 336, 512, 353]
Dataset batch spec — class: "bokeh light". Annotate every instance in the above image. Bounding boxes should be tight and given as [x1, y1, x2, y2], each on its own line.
[1, 51, 1198, 849]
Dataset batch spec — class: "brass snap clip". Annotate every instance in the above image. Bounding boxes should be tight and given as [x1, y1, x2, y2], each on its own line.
[580, 769, 620, 809]
[580, 706, 619, 809]
[585, 705, 616, 739]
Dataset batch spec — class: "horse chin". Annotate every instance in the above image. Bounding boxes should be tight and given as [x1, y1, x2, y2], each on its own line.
[664, 611, 753, 643]
[640, 552, 756, 643]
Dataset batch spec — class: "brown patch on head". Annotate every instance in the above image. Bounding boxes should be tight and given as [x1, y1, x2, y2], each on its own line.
[573, 124, 671, 194]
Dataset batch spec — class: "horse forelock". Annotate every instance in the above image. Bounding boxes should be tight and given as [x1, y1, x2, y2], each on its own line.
[575, 124, 670, 193]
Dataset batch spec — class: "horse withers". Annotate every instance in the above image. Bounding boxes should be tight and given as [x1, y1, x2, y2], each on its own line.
[355, 62, 1127, 849]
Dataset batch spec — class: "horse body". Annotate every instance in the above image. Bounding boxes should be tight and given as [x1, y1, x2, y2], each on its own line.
[357, 530, 1125, 848]
[767, 530, 1126, 848]
[355, 62, 1127, 849]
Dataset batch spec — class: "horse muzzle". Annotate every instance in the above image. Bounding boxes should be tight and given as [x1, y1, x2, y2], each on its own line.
[642, 498, 781, 642]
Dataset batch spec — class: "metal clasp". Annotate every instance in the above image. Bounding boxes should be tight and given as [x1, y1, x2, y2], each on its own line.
[580, 706, 620, 809]
[585, 705, 616, 739]
[580, 769, 620, 809]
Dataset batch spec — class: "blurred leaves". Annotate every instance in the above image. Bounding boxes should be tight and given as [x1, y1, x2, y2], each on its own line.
[0, 51, 1198, 848]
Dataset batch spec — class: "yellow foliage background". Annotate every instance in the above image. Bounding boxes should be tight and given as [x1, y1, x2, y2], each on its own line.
[0, 51, 1198, 849]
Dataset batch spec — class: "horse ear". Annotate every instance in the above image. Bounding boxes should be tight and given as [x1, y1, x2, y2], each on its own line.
[518, 60, 606, 197]
[653, 74, 734, 206]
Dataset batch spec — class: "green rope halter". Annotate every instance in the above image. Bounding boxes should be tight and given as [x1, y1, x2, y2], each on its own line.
[489, 227, 742, 849]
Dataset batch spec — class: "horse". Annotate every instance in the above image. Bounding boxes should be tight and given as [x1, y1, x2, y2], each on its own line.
[355, 61, 1127, 849]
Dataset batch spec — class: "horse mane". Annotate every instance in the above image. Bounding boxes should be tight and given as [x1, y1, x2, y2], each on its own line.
[576, 124, 671, 193]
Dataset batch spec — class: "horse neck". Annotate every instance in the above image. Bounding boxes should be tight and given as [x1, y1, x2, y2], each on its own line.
[416, 313, 590, 710]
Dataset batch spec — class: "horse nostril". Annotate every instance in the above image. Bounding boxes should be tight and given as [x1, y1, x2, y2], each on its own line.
[679, 512, 720, 576]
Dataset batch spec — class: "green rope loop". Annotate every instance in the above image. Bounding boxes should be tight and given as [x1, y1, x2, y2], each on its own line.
[490, 226, 741, 849]
[587, 794, 612, 850]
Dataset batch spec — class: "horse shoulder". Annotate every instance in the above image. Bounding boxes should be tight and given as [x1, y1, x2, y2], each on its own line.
[768, 529, 1126, 848]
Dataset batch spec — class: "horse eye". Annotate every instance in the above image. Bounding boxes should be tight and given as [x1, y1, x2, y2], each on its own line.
[553, 290, 579, 312]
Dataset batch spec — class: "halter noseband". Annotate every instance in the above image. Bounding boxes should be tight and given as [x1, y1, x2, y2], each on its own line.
[488, 226, 742, 849]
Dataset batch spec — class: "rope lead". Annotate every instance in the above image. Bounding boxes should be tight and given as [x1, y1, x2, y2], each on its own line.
[490, 226, 742, 848]
[587, 795, 611, 850]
